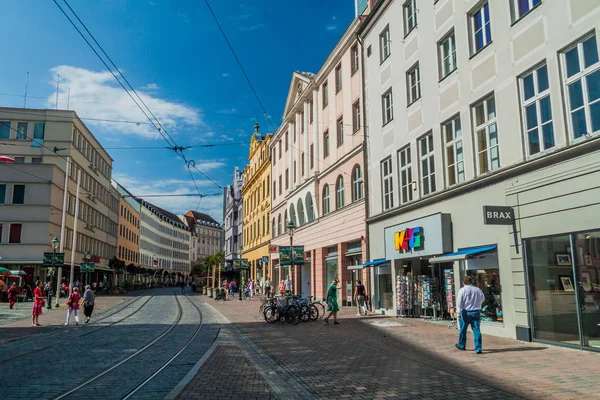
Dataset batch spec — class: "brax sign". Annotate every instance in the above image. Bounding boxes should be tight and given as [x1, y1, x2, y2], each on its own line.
[483, 206, 515, 225]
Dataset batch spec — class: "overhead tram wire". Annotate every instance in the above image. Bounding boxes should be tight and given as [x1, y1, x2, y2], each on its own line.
[0, 141, 248, 150]
[53, 0, 223, 191]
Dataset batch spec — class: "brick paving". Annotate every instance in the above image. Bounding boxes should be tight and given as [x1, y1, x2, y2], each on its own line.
[196, 294, 600, 400]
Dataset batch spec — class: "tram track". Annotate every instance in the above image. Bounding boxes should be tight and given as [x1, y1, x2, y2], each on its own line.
[2, 295, 155, 363]
[53, 293, 205, 400]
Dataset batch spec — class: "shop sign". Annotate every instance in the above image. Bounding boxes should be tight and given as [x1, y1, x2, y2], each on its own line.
[394, 227, 422, 252]
[279, 246, 305, 266]
[262, 256, 269, 263]
[43, 252, 65, 267]
[483, 206, 514, 225]
[268, 245, 279, 253]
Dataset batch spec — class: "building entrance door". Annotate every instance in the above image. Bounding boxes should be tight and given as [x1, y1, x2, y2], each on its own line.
[301, 263, 311, 297]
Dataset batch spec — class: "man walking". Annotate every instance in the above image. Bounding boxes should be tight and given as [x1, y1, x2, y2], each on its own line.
[284, 275, 293, 295]
[455, 276, 484, 354]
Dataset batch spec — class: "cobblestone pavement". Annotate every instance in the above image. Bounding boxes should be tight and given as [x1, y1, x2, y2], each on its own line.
[194, 294, 600, 400]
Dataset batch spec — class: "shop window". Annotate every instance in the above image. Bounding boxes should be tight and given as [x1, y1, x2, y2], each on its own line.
[461, 252, 503, 323]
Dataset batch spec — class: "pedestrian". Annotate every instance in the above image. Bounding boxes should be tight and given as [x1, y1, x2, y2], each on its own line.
[65, 287, 81, 326]
[455, 275, 484, 354]
[81, 284, 95, 323]
[229, 281, 235, 297]
[265, 277, 271, 298]
[181, 281, 185, 294]
[8, 282, 19, 309]
[324, 278, 340, 324]
[278, 280, 285, 295]
[92, 281, 97, 294]
[284, 275, 293, 295]
[248, 279, 254, 300]
[32, 280, 44, 326]
[354, 279, 367, 316]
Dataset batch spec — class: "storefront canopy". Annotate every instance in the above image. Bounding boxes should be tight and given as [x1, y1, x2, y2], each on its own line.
[348, 259, 389, 270]
[429, 245, 497, 264]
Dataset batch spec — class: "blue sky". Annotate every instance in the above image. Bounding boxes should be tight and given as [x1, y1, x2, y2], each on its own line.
[0, 0, 354, 221]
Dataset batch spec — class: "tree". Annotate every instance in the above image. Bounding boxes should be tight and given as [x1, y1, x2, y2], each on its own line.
[108, 256, 125, 272]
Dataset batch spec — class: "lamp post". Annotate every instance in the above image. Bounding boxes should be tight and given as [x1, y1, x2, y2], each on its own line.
[47, 236, 60, 310]
[238, 247, 243, 301]
[287, 220, 296, 295]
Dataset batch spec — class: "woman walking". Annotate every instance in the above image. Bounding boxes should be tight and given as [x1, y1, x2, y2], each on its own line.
[65, 287, 81, 325]
[81, 285, 95, 323]
[354, 279, 367, 316]
[324, 278, 340, 325]
[32, 280, 44, 326]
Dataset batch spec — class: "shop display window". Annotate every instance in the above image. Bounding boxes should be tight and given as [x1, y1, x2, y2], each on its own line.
[465, 268, 503, 322]
[325, 259, 338, 288]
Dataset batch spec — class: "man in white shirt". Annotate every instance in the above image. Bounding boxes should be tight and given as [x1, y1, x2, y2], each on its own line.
[284, 275, 293, 294]
[455, 275, 484, 354]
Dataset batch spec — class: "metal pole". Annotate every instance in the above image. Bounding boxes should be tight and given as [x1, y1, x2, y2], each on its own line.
[290, 236, 294, 295]
[47, 247, 55, 309]
[56, 157, 70, 307]
[69, 169, 81, 295]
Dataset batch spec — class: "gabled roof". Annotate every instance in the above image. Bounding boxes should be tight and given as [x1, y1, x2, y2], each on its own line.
[186, 210, 221, 228]
[282, 71, 315, 119]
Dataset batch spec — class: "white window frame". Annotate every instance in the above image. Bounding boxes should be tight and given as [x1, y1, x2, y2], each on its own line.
[442, 115, 465, 186]
[381, 157, 394, 211]
[337, 116, 344, 146]
[403, 0, 417, 35]
[16, 122, 28, 140]
[335, 64, 342, 92]
[353, 100, 361, 133]
[510, 0, 541, 22]
[472, 95, 500, 174]
[520, 63, 555, 157]
[397, 146, 413, 204]
[382, 89, 394, 125]
[470, 2, 491, 54]
[419, 133, 436, 196]
[407, 64, 421, 105]
[561, 34, 600, 141]
[323, 185, 330, 215]
[352, 44, 359, 73]
[352, 165, 363, 202]
[439, 31, 456, 78]
[323, 130, 330, 157]
[380, 26, 391, 62]
[336, 176, 345, 209]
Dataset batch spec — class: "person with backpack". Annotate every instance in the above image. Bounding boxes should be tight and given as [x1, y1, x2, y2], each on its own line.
[65, 287, 81, 325]
[354, 280, 367, 316]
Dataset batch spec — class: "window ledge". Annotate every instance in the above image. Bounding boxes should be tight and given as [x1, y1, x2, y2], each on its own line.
[469, 41, 493, 60]
[380, 54, 391, 66]
[407, 97, 421, 108]
[510, 3, 543, 27]
[403, 25, 417, 40]
[439, 68, 458, 84]
[351, 68, 359, 76]
[382, 119, 394, 128]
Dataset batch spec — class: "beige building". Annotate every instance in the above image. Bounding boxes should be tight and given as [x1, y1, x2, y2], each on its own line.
[0, 108, 119, 285]
[360, 0, 600, 350]
[242, 124, 272, 287]
[113, 181, 140, 267]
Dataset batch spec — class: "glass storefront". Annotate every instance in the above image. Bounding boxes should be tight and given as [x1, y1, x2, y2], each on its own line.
[458, 251, 503, 323]
[377, 264, 393, 309]
[273, 265, 280, 290]
[325, 259, 338, 289]
[526, 231, 600, 349]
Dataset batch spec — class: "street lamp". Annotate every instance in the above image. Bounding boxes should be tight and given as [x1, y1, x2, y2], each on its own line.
[287, 220, 296, 295]
[48, 236, 60, 310]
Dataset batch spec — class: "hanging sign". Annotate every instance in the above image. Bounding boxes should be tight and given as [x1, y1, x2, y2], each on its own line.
[262, 256, 269, 263]
[43, 253, 65, 267]
[483, 206, 514, 225]
[268, 245, 279, 253]
[279, 246, 305, 265]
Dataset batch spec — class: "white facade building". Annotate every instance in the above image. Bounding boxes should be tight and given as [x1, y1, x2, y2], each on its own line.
[360, 0, 600, 349]
[179, 210, 221, 264]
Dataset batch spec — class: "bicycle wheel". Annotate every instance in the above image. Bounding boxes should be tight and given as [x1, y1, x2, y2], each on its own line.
[313, 301, 325, 318]
[300, 304, 311, 322]
[309, 304, 319, 321]
[263, 305, 280, 323]
[285, 305, 301, 325]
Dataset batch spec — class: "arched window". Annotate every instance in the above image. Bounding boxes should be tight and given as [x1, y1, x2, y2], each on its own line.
[272, 218, 276, 239]
[277, 214, 282, 236]
[322, 185, 330, 215]
[289, 204, 297, 227]
[305, 192, 315, 222]
[336, 175, 345, 209]
[352, 164, 363, 202]
[284, 210, 288, 232]
[297, 199, 305, 225]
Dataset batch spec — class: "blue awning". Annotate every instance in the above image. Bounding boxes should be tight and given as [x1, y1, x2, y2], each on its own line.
[429, 245, 497, 264]
[348, 259, 389, 270]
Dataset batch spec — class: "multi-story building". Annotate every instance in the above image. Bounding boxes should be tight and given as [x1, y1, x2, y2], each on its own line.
[360, 0, 600, 350]
[0, 108, 119, 284]
[269, 6, 370, 301]
[241, 124, 272, 287]
[113, 180, 140, 268]
[138, 200, 190, 280]
[180, 210, 221, 264]
[223, 166, 243, 269]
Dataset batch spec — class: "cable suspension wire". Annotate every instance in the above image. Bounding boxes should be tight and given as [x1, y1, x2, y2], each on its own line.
[0, 141, 247, 150]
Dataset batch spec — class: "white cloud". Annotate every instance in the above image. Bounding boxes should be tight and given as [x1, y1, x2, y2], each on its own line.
[141, 83, 159, 90]
[221, 72, 230, 77]
[184, 160, 226, 172]
[239, 23, 264, 31]
[326, 25, 337, 31]
[177, 12, 189, 23]
[112, 173, 223, 221]
[220, 134, 234, 142]
[48, 66, 200, 138]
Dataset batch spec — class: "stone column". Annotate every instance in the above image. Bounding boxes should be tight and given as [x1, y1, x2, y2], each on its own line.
[295, 112, 301, 185]
[312, 90, 319, 173]
[314, 247, 325, 300]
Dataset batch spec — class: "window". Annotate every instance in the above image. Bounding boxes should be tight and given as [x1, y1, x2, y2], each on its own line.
[381, 157, 394, 210]
[335, 64, 342, 92]
[278, 140, 282, 158]
[439, 31, 457, 78]
[352, 44, 359, 73]
[279, 175, 282, 195]
[382, 89, 394, 125]
[272, 147, 276, 165]
[293, 162, 297, 183]
[510, 0, 541, 21]
[403, 0, 417, 35]
[0, 184, 5, 203]
[443, 116, 465, 186]
[470, 2, 492, 54]
[32, 157, 42, 164]
[407, 64, 421, 104]
[0, 121, 10, 139]
[12, 185, 25, 204]
[337, 116, 344, 146]
[272, 219, 276, 239]
[323, 130, 330, 157]
[336, 176, 345, 209]
[367, 45, 372, 57]
[322, 184, 330, 215]
[380, 26, 390, 62]
[273, 181, 276, 198]
[278, 214, 282, 236]
[285, 169, 289, 189]
[352, 164, 363, 202]
[419, 133, 436, 196]
[310, 144, 314, 169]
[323, 81, 329, 107]
[520, 64, 555, 155]
[473, 95, 500, 174]
[33, 123, 45, 141]
[9, 223, 22, 243]
[16, 122, 28, 140]
[398, 146, 413, 204]
[301, 153, 305, 177]
[353, 100, 361, 133]
[285, 131, 289, 151]
[309, 101, 314, 123]
[561, 34, 600, 139]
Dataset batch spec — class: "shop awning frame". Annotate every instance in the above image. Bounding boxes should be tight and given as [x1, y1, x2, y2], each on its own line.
[429, 245, 497, 264]
[348, 259, 389, 270]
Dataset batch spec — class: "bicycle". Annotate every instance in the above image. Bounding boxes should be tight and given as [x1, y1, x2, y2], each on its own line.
[307, 296, 326, 319]
[263, 296, 301, 325]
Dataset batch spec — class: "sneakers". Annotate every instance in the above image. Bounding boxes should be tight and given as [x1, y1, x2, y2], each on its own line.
[356, 313, 362, 316]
